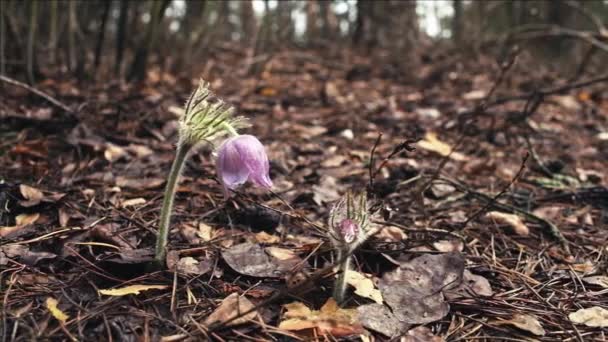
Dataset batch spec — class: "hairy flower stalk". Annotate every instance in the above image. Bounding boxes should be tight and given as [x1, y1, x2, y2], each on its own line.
[154, 80, 249, 266]
[328, 191, 380, 304]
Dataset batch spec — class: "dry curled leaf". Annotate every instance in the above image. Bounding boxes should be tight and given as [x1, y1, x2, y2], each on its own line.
[98, 285, 168, 296]
[45, 297, 69, 323]
[485, 211, 529, 236]
[345, 270, 383, 304]
[569, 307, 608, 327]
[203, 293, 258, 327]
[279, 298, 364, 337]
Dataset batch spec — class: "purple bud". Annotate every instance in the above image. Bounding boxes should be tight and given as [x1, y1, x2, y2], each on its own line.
[216, 135, 273, 196]
[338, 219, 359, 243]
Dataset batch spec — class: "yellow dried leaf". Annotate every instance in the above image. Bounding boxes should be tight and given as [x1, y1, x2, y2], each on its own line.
[485, 211, 529, 236]
[345, 270, 383, 304]
[104, 144, 128, 162]
[279, 298, 364, 336]
[45, 297, 69, 323]
[569, 307, 608, 327]
[98, 285, 168, 296]
[417, 132, 468, 161]
[255, 231, 281, 244]
[197, 222, 215, 242]
[15, 213, 40, 226]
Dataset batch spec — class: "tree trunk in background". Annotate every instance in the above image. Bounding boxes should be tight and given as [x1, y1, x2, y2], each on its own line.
[115, 0, 129, 76]
[49, 0, 58, 65]
[128, 0, 171, 82]
[94, 0, 111, 73]
[277, 0, 294, 42]
[67, 0, 76, 73]
[306, 0, 319, 43]
[240, 0, 255, 42]
[452, 0, 462, 43]
[319, 0, 330, 40]
[27, 0, 38, 84]
[0, 0, 5, 77]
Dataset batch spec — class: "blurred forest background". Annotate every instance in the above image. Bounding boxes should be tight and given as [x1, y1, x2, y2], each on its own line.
[1, 0, 608, 84]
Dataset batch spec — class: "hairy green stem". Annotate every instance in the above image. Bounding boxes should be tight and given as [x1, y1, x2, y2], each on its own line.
[333, 248, 352, 305]
[154, 142, 192, 266]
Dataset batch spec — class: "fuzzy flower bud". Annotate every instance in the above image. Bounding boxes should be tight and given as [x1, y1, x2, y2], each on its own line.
[328, 191, 379, 249]
[338, 219, 359, 243]
[216, 134, 273, 196]
[179, 80, 249, 146]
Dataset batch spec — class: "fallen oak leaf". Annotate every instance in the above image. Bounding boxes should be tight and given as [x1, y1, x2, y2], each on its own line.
[569, 306, 608, 327]
[45, 297, 69, 323]
[203, 293, 259, 327]
[98, 285, 168, 296]
[279, 298, 364, 337]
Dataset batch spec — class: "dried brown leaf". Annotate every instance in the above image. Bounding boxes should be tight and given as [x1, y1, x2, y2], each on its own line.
[279, 298, 364, 337]
[222, 243, 300, 278]
[357, 303, 409, 337]
[379, 252, 464, 324]
[203, 293, 258, 327]
[500, 314, 546, 336]
[403, 326, 444, 342]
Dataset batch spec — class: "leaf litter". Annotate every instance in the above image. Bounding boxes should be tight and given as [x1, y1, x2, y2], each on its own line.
[2, 48, 608, 340]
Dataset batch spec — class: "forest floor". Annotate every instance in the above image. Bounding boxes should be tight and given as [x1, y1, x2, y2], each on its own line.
[1, 48, 608, 341]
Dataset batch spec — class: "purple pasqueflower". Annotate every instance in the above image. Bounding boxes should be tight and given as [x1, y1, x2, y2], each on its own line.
[338, 219, 359, 243]
[216, 134, 272, 196]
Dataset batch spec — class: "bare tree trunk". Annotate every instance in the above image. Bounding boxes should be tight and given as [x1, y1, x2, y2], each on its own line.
[67, 0, 76, 72]
[0, 0, 5, 77]
[452, 0, 462, 43]
[240, 0, 255, 42]
[128, 0, 171, 82]
[94, 0, 111, 74]
[306, 0, 319, 44]
[49, 0, 58, 65]
[27, 0, 38, 84]
[115, 0, 129, 76]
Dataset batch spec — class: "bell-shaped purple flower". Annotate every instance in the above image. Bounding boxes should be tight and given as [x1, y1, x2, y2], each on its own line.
[216, 134, 273, 196]
[338, 219, 359, 243]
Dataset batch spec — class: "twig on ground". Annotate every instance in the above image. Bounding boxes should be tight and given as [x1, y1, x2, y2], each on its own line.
[0, 74, 73, 113]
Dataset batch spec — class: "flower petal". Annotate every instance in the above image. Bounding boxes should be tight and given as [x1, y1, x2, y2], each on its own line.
[232, 135, 273, 189]
[217, 137, 250, 194]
